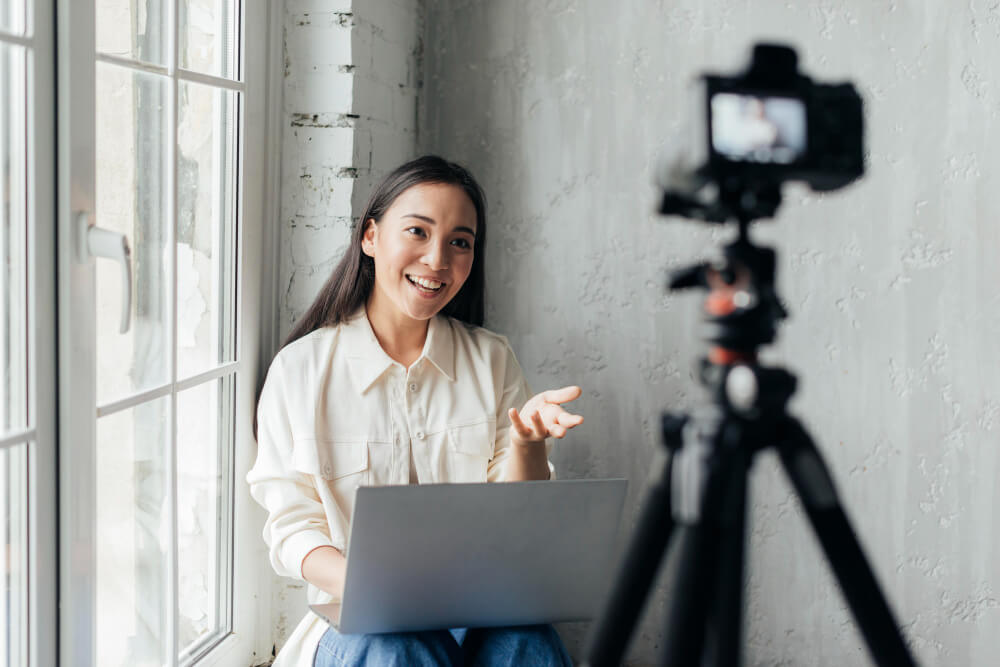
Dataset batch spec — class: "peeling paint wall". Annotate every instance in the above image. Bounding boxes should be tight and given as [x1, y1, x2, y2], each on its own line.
[419, 1, 1000, 665]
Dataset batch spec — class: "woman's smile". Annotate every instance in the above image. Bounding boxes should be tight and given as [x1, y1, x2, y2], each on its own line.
[405, 273, 446, 295]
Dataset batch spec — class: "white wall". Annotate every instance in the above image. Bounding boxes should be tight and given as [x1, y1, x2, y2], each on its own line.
[418, 1, 1000, 665]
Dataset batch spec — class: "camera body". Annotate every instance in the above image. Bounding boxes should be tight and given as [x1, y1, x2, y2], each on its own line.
[703, 44, 864, 192]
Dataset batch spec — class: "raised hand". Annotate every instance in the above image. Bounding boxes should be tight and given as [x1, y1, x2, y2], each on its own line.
[508, 385, 585, 447]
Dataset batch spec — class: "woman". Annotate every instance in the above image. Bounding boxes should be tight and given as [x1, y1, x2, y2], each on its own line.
[248, 155, 584, 666]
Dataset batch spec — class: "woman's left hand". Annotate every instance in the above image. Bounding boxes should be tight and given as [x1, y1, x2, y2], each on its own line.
[508, 385, 585, 447]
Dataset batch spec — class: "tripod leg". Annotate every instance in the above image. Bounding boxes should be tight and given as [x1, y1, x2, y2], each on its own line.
[703, 448, 750, 667]
[776, 418, 917, 667]
[659, 521, 717, 666]
[583, 449, 676, 667]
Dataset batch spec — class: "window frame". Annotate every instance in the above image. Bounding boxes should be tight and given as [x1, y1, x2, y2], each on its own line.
[55, 0, 277, 665]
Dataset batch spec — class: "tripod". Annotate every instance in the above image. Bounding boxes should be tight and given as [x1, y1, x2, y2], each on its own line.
[581, 216, 918, 667]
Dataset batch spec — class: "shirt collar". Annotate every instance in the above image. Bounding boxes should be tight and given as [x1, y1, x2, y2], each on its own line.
[342, 308, 456, 395]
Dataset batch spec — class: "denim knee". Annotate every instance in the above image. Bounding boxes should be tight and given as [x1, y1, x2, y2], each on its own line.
[315, 627, 460, 667]
[465, 624, 573, 667]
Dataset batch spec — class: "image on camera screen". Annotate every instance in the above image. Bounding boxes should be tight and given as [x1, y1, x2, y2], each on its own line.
[710, 93, 806, 164]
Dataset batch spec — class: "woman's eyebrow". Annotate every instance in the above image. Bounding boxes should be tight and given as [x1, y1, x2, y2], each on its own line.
[401, 213, 476, 237]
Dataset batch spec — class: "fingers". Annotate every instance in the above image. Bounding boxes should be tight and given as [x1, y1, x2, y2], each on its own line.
[508, 407, 534, 438]
[531, 410, 546, 435]
[510, 386, 586, 443]
[556, 411, 584, 428]
[510, 407, 547, 442]
[541, 385, 582, 405]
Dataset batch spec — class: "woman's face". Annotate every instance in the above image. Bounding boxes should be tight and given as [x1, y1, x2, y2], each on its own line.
[363, 182, 478, 324]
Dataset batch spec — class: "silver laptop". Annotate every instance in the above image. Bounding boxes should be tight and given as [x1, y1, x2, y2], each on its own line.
[310, 479, 628, 635]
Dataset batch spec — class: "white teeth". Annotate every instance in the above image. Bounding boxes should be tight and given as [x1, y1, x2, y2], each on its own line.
[408, 275, 443, 290]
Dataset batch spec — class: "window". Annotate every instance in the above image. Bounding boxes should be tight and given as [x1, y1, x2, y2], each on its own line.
[57, 1, 271, 665]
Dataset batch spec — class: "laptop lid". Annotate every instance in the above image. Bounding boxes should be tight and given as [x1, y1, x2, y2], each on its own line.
[312, 478, 627, 635]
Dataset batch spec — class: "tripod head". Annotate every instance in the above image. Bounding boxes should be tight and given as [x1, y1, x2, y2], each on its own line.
[667, 221, 787, 366]
[659, 176, 795, 429]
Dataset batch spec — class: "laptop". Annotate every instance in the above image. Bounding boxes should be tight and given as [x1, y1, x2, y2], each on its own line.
[309, 478, 628, 635]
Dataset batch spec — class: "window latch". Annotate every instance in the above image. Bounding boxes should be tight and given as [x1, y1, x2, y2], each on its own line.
[75, 211, 132, 334]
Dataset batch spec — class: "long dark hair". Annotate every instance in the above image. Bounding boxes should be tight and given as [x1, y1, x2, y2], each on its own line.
[255, 156, 487, 438]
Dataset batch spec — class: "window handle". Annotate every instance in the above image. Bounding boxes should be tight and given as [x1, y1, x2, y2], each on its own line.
[76, 212, 132, 334]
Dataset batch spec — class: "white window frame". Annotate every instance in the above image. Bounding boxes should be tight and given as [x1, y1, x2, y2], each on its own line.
[55, 1, 278, 665]
[0, 1, 59, 666]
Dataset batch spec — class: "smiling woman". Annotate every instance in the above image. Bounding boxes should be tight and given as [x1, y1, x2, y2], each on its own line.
[247, 156, 582, 667]
[361, 182, 479, 364]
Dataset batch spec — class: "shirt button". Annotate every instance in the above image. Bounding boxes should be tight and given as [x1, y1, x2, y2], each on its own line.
[323, 463, 332, 475]
[409, 383, 418, 393]
[416, 431, 425, 440]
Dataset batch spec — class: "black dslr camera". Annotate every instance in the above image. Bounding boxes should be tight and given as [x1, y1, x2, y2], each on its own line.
[664, 43, 865, 222]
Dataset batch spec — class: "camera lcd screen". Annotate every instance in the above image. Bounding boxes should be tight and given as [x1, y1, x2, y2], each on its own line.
[710, 93, 806, 164]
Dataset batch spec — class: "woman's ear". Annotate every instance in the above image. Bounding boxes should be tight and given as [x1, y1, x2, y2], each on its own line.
[361, 219, 377, 258]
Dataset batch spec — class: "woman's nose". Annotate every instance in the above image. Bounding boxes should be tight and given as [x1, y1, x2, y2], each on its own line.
[422, 243, 449, 270]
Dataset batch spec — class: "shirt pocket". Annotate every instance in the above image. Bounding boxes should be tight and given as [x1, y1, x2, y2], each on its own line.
[445, 419, 496, 483]
[292, 438, 371, 496]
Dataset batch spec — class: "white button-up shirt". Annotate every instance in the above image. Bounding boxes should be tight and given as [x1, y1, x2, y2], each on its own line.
[247, 308, 555, 667]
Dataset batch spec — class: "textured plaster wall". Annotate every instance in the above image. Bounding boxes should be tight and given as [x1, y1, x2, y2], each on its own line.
[419, 1, 1000, 665]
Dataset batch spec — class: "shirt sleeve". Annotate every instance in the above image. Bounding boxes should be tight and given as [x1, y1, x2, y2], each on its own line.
[246, 354, 340, 580]
[487, 339, 557, 482]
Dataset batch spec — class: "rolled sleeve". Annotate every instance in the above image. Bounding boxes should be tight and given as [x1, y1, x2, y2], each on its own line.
[247, 356, 340, 580]
[488, 339, 558, 482]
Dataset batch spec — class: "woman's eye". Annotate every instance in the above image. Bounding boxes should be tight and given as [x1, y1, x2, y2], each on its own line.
[451, 238, 472, 249]
[405, 227, 426, 237]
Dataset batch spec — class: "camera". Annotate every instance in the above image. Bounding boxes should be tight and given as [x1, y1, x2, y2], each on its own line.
[704, 43, 864, 192]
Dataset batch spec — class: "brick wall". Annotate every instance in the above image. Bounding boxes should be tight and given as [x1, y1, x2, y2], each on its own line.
[278, 0, 421, 337]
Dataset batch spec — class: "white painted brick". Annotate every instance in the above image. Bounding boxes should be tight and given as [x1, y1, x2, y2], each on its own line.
[368, 126, 415, 173]
[289, 218, 352, 267]
[290, 125, 355, 168]
[349, 19, 373, 68]
[285, 68, 353, 112]
[367, 33, 414, 88]
[350, 76, 393, 123]
[353, 0, 419, 47]
[284, 261, 338, 324]
[286, 0, 352, 13]
[351, 127, 372, 169]
[288, 167, 355, 219]
[286, 16, 352, 68]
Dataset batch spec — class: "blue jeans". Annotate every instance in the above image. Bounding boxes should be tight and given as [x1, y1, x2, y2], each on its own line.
[314, 625, 573, 666]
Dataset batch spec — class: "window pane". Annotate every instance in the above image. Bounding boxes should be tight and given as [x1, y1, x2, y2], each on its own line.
[177, 376, 233, 658]
[96, 397, 170, 667]
[0, 1, 25, 35]
[97, 0, 169, 67]
[0, 44, 25, 433]
[180, 0, 237, 79]
[177, 81, 236, 380]
[0, 443, 27, 667]
[96, 64, 170, 404]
